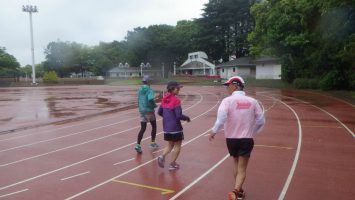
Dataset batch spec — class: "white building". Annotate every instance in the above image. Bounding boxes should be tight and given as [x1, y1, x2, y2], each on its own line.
[179, 52, 216, 76]
[107, 63, 162, 78]
[216, 57, 255, 79]
[216, 56, 281, 80]
[254, 57, 281, 79]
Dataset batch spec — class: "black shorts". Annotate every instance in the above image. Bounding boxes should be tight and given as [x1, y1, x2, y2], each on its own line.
[164, 132, 184, 141]
[226, 138, 254, 158]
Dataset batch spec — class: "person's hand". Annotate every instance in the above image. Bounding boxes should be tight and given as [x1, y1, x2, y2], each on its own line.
[186, 116, 191, 122]
[208, 133, 216, 141]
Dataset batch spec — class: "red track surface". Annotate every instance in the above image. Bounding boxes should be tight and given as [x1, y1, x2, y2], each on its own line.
[0, 86, 354, 200]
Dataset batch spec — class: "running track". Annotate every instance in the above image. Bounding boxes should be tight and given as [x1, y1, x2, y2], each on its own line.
[0, 86, 354, 200]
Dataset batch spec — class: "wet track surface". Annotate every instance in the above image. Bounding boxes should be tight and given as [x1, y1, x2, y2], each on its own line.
[0, 86, 143, 133]
[0, 85, 354, 199]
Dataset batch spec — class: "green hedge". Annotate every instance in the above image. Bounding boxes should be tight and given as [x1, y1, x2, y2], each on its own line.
[43, 71, 59, 83]
[293, 78, 319, 89]
[319, 70, 347, 90]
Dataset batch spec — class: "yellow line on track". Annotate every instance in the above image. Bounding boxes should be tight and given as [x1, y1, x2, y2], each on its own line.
[255, 144, 293, 150]
[112, 180, 174, 195]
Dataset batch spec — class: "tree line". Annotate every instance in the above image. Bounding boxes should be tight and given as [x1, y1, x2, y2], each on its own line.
[1, 0, 354, 89]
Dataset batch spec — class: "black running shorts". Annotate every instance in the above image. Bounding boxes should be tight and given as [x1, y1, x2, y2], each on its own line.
[164, 132, 184, 141]
[226, 138, 254, 158]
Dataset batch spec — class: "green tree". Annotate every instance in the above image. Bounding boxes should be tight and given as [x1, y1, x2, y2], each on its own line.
[169, 20, 201, 64]
[125, 25, 176, 69]
[197, 0, 257, 62]
[43, 40, 75, 77]
[249, 0, 354, 88]
[43, 71, 59, 83]
[0, 47, 20, 77]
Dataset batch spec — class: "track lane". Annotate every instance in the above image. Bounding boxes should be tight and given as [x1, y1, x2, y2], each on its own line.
[0, 90, 213, 198]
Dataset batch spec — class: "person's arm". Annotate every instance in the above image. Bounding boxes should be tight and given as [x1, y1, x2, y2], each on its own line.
[157, 106, 163, 117]
[171, 97, 190, 121]
[211, 109, 227, 133]
[147, 89, 157, 108]
[174, 106, 190, 121]
[254, 101, 265, 134]
[209, 99, 228, 141]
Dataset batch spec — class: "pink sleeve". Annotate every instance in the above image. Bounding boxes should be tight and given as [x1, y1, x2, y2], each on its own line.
[254, 100, 265, 133]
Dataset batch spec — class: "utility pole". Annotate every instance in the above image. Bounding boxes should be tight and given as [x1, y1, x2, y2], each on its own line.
[173, 62, 176, 76]
[203, 62, 206, 75]
[22, 5, 38, 85]
[140, 63, 144, 76]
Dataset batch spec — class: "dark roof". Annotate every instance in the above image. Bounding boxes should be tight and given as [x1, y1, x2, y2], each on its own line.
[216, 57, 255, 68]
[217, 56, 280, 68]
[252, 56, 279, 63]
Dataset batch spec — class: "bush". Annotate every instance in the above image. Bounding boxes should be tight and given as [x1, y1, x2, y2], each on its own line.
[319, 70, 347, 90]
[43, 71, 59, 83]
[293, 78, 319, 89]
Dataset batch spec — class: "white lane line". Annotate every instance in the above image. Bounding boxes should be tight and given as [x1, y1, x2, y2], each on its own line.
[61, 171, 90, 181]
[0, 92, 213, 192]
[65, 126, 217, 200]
[0, 92, 188, 142]
[169, 154, 229, 200]
[286, 96, 354, 138]
[0, 126, 138, 167]
[0, 117, 138, 153]
[265, 96, 302, 200]
[0, 189, 29, 198]
[0, 110, 137, 142]
[259, 100, 265, 113]
[265, 98, 277, 112]
[310, 105, 354, 138]
[113, 158, 135, 166]
[0, 93, 189, 150]
[64, 94, 220, 200]
[0, 93, 202, 167]
[303, 90, 355, 109]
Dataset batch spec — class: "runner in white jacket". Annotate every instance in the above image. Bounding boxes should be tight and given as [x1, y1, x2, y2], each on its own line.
[209, 76, 265, 200]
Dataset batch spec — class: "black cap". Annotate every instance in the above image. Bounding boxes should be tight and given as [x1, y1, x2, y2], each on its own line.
[167, 81, 183, 90]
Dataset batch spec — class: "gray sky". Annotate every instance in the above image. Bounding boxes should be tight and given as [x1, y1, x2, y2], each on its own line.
[0, 0, 208, 66]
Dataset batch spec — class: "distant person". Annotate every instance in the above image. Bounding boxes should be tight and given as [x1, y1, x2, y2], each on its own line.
[135, 75, 159, 153]
[157, 81, 190, 170]
[209, 76, 265, 200]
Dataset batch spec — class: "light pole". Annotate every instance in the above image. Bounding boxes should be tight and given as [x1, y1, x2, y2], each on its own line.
[203, 62, 206, 76]
[22, 5, 38, 85]
[162, 63, 165, 79]
[173, 62, 176, 76]
[140, 63, 145, 76]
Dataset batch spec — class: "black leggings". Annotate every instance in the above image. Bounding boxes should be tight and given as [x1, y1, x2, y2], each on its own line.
[137, 120, 157, 144]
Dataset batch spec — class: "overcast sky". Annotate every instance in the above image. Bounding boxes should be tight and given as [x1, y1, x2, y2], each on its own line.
[0, 0, 208, 66]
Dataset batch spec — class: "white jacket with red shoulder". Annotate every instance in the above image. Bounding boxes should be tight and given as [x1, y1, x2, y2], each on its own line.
[211, 91, 265, 138]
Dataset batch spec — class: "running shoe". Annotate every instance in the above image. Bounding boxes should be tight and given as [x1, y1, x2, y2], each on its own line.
[157, 155, 165, 168]
[135, 144, 142, 153]
[149, 142, 159, 149]
[228, 189, 245, 200]
[237, 189, 245, 200]
[168, 162, 180, 171]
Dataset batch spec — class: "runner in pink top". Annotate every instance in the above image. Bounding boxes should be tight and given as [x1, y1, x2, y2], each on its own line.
[209, 76, 265, 200]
